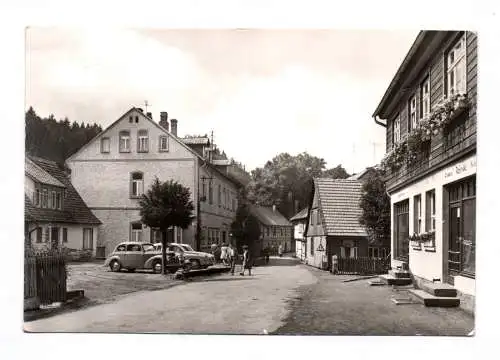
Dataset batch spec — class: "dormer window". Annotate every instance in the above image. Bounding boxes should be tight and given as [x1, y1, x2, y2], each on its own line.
[446, 34, 467, 97]
[137, 130, 149, 153]
[119, 130, 131, 153]
[159, 135, 169, 152]
[101, 137, 110, 153]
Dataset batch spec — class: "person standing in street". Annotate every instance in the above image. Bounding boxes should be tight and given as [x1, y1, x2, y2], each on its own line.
[228, 243, 236, 275]
[278, 243, 283, 258]
[240, 245, 252, 276]
[220, 243, 228, 265]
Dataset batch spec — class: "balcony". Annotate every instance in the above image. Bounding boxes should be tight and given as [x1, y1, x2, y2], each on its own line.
[385, 111, 476, 192]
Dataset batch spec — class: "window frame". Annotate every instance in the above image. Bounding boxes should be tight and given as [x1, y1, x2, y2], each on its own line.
[137, 129, 149, 153]
[425, 190, 436, 232]
[414, 194, 422, 235]
[51, 191, 57, 210]
[420, 76, 431, 119]
[446, 34, 467, 97]
[130, 171, 144, 199]
[41, 189, 48, 208]
[36, 227, 42, 243]
[130, 222, 143, 242]
[100, 137, 111, 153]
[159, 135, 169, 152]
[119, 130, 131, 153]
[409, 94, 417, 131]
[82, 228, 93, 250]
[392, 115, 401, 146]
[310, 237, 314, 256]
[62, 228, 68, 243]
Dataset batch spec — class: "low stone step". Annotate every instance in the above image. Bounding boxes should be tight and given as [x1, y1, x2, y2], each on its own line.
[379, 274, 412, 286]
[408, 289, 460, 307]
[388, 269, 411, 279]
[420, 282, 457, 297]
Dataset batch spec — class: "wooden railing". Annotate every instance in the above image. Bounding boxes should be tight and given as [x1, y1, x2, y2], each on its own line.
[385, 118, 476, 190]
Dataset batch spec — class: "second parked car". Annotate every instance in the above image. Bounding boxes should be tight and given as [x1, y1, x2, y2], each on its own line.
[154, 243, 215, 269]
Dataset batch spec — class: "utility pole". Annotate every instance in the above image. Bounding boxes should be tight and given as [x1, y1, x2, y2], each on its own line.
[144, 100, 150, 113]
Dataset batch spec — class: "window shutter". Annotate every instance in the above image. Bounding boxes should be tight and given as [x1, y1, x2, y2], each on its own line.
[425, 193, 431, 231]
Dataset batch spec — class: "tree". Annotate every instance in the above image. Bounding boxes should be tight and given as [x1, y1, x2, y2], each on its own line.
[322, 164, 350, 179]
[230, 203, 261, 256]
[359, 169, 391, 247]
[139, 178, 195, 274]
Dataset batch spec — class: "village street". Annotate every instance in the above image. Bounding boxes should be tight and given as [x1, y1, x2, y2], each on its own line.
[25, 258, 473, 335]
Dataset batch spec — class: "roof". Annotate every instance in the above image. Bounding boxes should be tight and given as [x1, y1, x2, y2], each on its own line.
[314, 178, 367, 237]
[290, 207, 309, 222]
[25, 156, 101, 225]
[182, 136, 210, 145]
[25, 157, 65, 188]
[347, 167, 375, 180]
[249, 205, 292, 227]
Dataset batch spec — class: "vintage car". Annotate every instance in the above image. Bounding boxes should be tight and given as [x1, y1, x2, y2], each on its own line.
[154, 243, 215, 269]
[104, 241, 186, 274]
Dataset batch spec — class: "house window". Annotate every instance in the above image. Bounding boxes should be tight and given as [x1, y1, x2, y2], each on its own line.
[129, 116, 133, 123]
[409, 95, 417, 130]
[137, 130, 149, 152]
[201, 180, 207, 201]
[119, 130, 131, 152]
[426, 190, 436, 231]
[131, 223, 143, 242]
[63, 228, 68, 243]
[280, 228, 284, 237]
[232, 197, 236, 212]
[159, 135, 169, 152]
[209, 182, 213, 204]
[51, 191, 57, 209]
[41, 189, 48, 208]
[273, 227, 276, 237]
[34, 188, 40, 206]
[446, 34, 467, 97]
[414, 195, 422, 235]
[130, 172, 144, 198]
[420, 77, 430, 119]
[316, 210, 320, 225]
[222, 188, 226, 208]
[83, 228, 93, 249]
[36, 227, 42, 243]
[266, 227, 270, 236]
[56, 192, 62, 210]
[310, 237, 314, 255]
[151, 229, 162, 244]
[392, 115, 401, 146]
[353, 247, 359, 259]
[101, 137, 110, 153]
[218, 184, 222, 207]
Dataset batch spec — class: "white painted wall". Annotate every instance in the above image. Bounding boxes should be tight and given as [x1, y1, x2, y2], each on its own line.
[390, 154, 476, 285]
[305, 236, 327, 269]
[25, 175, 35, 200]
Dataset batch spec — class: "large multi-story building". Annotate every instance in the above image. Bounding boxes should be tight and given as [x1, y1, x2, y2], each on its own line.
[66, 108, 242, 257]
[373, 31, 476, 312]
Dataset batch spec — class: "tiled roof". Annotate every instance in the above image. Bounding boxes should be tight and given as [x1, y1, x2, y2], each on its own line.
[290, 207, 309, 221]
[25, 157, 65, 187]
[26, 156, 101, 225]
[315, 178, 367, 237]
[182, 137, 210, 145]
[249, 205, 292, 227]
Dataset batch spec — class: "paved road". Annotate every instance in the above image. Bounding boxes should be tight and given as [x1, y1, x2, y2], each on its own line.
[25, 257, 316, 334]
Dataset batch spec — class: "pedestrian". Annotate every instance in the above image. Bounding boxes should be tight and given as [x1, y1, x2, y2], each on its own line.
[228, 243, 236, 275]
[278, 244, 283, 258]
[264, 246, 270, 265]
[240, 245, 253, 276]
[220, 243, 228, 265]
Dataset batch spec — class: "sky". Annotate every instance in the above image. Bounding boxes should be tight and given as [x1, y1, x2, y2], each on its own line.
[25, 28, 418, 174]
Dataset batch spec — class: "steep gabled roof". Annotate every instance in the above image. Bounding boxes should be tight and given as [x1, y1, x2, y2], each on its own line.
[290, 207, 309, 222]
[26, 156, 101, 225]
[249, 205, 292, 227]
[315, 178, 367, 237]
[25, 157, 65, 187]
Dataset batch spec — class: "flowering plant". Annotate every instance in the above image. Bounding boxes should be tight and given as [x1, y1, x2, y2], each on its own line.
[410, 230, 435, 243]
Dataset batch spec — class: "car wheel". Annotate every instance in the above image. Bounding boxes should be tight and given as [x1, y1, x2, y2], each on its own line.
[109, 260, 121, 272]
[128, 268, 136, 273]
[192, 259, 201, 269]
[152, 260, 163, 274]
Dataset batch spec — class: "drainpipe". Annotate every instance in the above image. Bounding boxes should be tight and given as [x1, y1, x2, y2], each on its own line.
[373, 115, 387, 128]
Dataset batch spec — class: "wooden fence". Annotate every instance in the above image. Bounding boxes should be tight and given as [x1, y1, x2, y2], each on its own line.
[335, 256, 390, 275]
[25, 251, 67, 306]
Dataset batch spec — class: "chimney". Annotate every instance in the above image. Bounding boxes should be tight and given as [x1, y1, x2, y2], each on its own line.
[147, 112, 152, 119]
[159, 111, 169, 132]
[272, 204, 276, 213]
[171, 119, 178, 137]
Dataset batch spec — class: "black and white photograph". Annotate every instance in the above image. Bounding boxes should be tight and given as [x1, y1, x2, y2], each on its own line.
[21, 27, 476, 335]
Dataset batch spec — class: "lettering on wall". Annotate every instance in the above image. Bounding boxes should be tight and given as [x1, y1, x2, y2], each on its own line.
[444, 157, 477, 180]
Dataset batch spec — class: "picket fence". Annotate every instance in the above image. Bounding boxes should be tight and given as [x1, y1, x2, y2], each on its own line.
[24, 251, 67, 306]
[335, 256, 390, 275]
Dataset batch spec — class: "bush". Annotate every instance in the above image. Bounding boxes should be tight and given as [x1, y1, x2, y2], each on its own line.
[62, 248, 93, 262]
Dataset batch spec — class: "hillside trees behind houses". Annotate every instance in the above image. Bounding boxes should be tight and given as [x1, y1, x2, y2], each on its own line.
[25, 107, 103, 165]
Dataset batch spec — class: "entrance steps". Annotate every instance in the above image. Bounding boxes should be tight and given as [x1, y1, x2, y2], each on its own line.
[378, 269, 412, 286]
[408, 289, 460, 308]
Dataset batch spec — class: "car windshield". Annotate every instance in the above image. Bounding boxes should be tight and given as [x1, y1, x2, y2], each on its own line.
[181, 245, 194, 251]
[143, 244, 155, 252]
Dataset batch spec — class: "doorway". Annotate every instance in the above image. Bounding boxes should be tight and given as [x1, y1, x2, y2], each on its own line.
[394, 200, 410, 263]
[447, 176, 476, 284]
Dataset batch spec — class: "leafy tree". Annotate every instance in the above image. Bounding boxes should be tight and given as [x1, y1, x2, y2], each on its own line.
[230, 202, 261, 256]
[139, 178, 195, 274]
[359, 168, 390, 247]
[322, 164, 350, 179]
